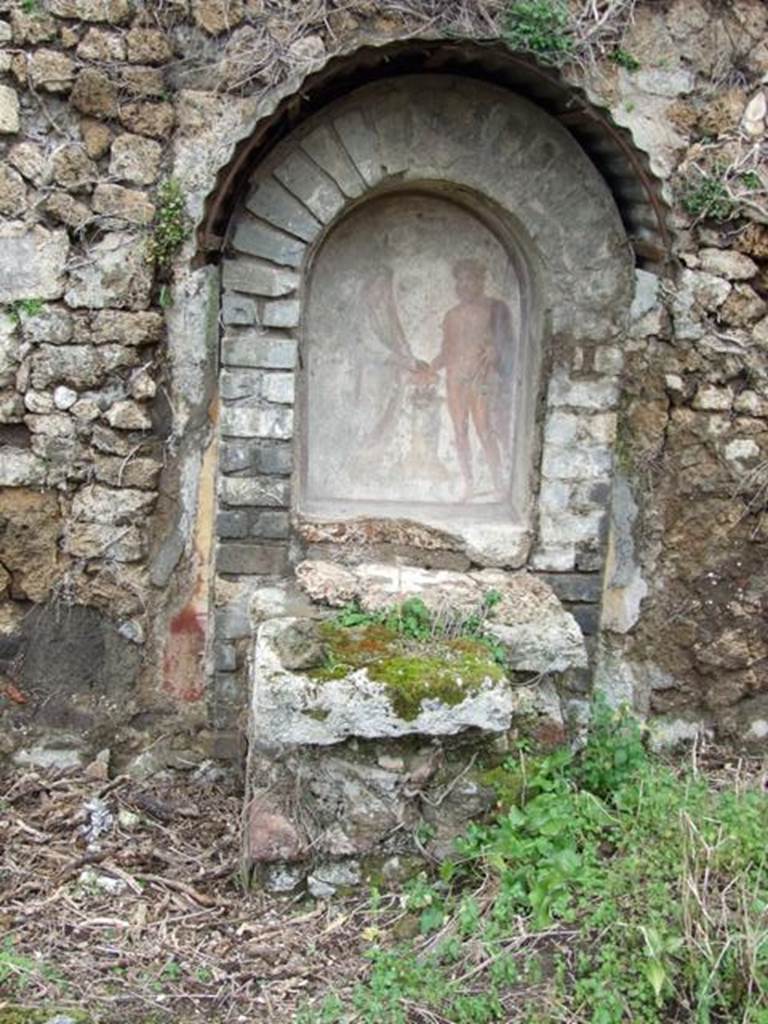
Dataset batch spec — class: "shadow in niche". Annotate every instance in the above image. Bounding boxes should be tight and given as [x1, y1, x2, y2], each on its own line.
[299, 185, 545, 533]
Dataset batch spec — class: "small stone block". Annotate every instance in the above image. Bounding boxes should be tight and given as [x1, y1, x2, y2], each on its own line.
[222, 292, 258, 325]
[272, 150, 345, 223]
[220, 368, 262, 401]
[253, 510, 290, 540]
[300, 125, 365, 199]
[220, 405, 293, 439]
[232, 217, 306, 268]
[221, 258, 298, 297]
[262, 299, 300, 329]
[261, 372, 295, 405]
[216, 542, 289, 576]
[245, 177, 322, 242]
[217, 509, 252, 538]
[221, 331, 297, 370]
[220, 476, 290, 507]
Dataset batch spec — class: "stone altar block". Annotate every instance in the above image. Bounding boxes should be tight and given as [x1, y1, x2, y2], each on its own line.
[244, 560, 586, 894]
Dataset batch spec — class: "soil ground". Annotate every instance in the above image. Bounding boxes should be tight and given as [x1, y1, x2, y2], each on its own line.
[0, 763, 391, 1023]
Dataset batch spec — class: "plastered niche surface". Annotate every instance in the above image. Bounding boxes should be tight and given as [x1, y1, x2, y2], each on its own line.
[303, 192, 535, 522]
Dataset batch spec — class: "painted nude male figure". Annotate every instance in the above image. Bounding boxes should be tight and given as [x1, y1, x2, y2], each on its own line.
[425, 259, 513, 501]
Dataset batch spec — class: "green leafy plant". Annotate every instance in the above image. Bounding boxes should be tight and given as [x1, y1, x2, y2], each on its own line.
[297, 699, 768, 1023]
[682, 171, 735, 221]
[502, 0, 574, 65]
[610, 47, 641, 71]
[146, 178, 190, 272]
[5, 297, 44, 327]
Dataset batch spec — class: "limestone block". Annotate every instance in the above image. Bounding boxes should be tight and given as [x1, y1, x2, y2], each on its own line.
[108, 133, 162, 185]
[294, 560, 586, 675]
[0, 449, 46, 487]
[0, 488, 60, 599]
[30, 344, 138, 389]
[301, 125, 365, 199]
[219, 477, 289, 507]
[698, 248, 758, 280]
[232, 218, 306, 268]
[9, 141, 49, 186]
[92, 184, 155, 225]
[29, 50, 75, 93]
[192, 0, 245, 35]
[0, 223, 68, 302]
[547, 369, 619, 410]
[90, 310, 164, 346]
[541, 445, 613, 481]
[221, 259, 298, 297]
[53, 385, 77, 410]
[126, 28, 173, 64]
[0, 164, 25, 216]
[262, 299, 299, 328]
[272, 151, 345, 223]
[118, 101, 174, 139]
[49, 0, 131, 21]
[52, 144, 97, 191]
[0, 84, 19, 133]
[72, 483, 156, 524]
[62, 522, 145, 562]
[220, 404, 293, 439]
[80, 118, 113, 160]
[333, 109, 383, 188]
[21, 307, 72, 345]
[220, 368, 262, 400]
[104, 399, 152, 430]
[261, 371, 294, 405]
[65, 232, 153, 310]
[94, 454, 161, 489]
[251, 618, 517, 747]
[76, 28, 126, 62]
[43, 192, 91, 230]
[216, 542, 289, 575]
[71, 68, 118, 118]
[245, 179, 322, 242]
[221, 331, 297, 369]
[221, 293, 257, 325]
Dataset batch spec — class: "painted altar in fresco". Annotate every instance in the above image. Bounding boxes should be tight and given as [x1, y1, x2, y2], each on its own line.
[303, 193, 527, 520]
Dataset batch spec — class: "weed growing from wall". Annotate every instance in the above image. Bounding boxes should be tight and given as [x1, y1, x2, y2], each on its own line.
[502, 0, 574, 65]
[5, 298, 44, 328]
[146, 179, 190, 274]
[682, 171, 735, 221]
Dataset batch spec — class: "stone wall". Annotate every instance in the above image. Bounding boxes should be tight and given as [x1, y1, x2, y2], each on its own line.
[0, 0, 767, 769]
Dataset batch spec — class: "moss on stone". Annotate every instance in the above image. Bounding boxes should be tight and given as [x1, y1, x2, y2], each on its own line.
[310, 622, 504, 721]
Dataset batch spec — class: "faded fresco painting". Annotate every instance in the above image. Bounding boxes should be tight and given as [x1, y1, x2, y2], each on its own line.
[303, 194, 524, 518]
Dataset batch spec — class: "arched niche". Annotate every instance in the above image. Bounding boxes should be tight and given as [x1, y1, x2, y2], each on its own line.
[220, 74, 634, 568]
[301, 187, 542, 533]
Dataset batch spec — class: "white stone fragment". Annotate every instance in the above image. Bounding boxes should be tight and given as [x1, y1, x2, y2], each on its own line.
[0, 84, 19, 134]
[53, 385, 77, 410]
[741, 91, 767, 137]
